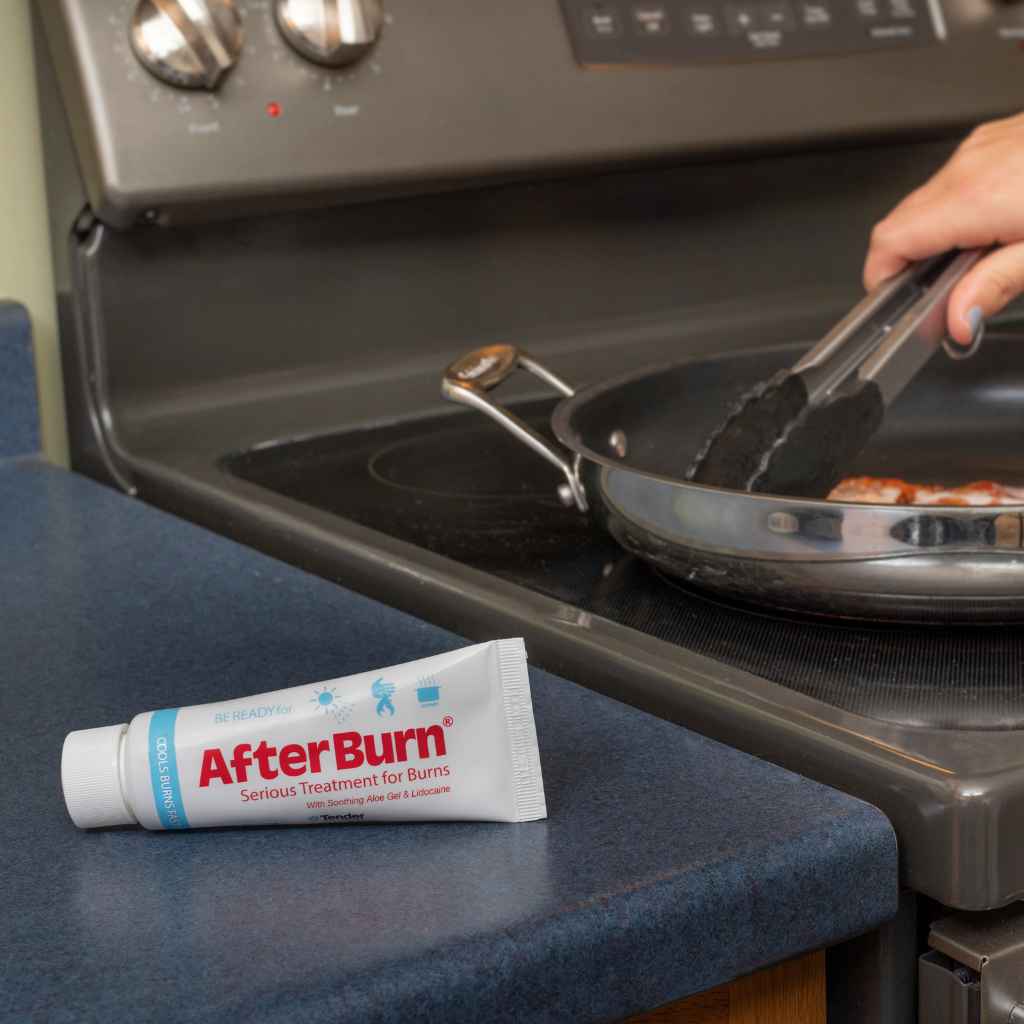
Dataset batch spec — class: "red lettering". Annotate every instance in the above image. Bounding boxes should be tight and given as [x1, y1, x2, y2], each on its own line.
[334, 731, 364, 769]
[230, 744, 253, 783]
[198, 748, 232, 787]
[279, 743, 307, 777]
[253, 740, 278, 780]
[307, 739, 330, 773]
[393, 728, 417, 762]
[201, 724, 446, 788]
[416, 725, 446, 759]
[364, 732, 394, 767]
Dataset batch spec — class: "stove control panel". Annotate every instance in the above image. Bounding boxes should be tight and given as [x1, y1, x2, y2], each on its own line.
[561, 0, 941, 63]
[34, 0, 1024, 229]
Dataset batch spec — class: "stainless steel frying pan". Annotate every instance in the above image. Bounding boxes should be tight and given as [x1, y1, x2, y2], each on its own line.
[442, 334, 1024, 622]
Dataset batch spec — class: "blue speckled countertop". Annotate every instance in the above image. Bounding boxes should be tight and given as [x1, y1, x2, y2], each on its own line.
[0, 458, 898, 1023]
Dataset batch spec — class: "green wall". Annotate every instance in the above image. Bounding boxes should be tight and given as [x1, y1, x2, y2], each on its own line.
[0, 0, 67, 465]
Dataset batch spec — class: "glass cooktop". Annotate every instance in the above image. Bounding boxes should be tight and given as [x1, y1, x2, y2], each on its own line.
[226, 400, 1024, 731]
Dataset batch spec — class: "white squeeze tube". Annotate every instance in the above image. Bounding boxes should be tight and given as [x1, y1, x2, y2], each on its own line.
[61, 639, 546, 830]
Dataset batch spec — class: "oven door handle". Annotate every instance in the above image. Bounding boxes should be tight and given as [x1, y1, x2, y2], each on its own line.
[441, 344, 588, 512]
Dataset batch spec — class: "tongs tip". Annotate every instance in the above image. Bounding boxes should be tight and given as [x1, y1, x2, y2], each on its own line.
[687, 248, 989, 498]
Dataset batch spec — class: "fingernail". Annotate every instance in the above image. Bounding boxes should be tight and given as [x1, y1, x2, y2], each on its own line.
[966, 306, 985, 345]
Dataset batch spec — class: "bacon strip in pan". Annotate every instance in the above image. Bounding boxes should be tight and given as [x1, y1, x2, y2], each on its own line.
[828, 477, 1024, 506]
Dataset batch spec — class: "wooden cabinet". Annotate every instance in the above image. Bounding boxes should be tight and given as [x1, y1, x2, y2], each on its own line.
[626, 950, 826, 1024]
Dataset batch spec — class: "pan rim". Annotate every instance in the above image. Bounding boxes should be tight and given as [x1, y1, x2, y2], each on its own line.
[550, 337, 1024, 514]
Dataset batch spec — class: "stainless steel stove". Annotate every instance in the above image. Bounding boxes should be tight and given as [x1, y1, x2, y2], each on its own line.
[34, 2, 1024, 1020]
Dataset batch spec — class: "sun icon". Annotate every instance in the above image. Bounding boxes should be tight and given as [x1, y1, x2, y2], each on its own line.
[310, 686, 353, 723]
[311, 687, 339, 714]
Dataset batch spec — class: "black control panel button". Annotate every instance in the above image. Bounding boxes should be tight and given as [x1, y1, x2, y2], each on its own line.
[762, 2, 796, 30]
[748, 28, 785, 47]
[868, 21, 915, 38]
[799, 1, 833, 27]
[684, 6, 722, 36]
[889, 0, 917, 17]
[631, 4, 671, 34]
[725, 3, 760, 34]
[856, 0, 881, 18]
[583, 3, 622, 38]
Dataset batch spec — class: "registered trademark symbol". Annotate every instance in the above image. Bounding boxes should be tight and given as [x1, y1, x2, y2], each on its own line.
[442, 715, 454, 728]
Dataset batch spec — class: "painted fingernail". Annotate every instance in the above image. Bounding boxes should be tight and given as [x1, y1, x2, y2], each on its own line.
[966, 305, 985, 345]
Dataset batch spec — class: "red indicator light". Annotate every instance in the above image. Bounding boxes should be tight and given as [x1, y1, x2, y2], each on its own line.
[265, 101, 282, 118]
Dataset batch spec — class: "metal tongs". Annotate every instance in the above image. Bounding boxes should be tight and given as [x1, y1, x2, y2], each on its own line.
[686, 248, 988, 498]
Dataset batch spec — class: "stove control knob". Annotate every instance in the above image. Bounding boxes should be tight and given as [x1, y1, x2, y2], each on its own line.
[130, 0, 243, 90]
[274, 0, 383, 67]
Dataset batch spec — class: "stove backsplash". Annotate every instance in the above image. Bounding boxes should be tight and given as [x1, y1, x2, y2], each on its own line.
[60, 137, 967, 485]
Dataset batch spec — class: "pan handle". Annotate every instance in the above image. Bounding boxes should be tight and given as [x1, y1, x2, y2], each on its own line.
[441, 344, 588, 512]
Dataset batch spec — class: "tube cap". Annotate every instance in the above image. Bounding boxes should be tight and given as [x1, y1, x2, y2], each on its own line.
[61, 724, 136, 829]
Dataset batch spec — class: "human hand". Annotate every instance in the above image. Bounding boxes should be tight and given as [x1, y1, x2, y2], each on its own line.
[863, 113, 1024, 346]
